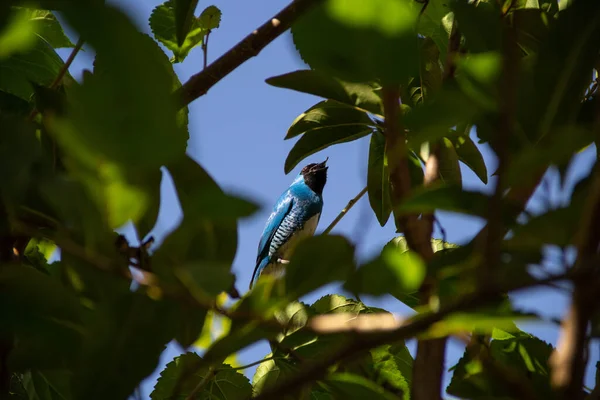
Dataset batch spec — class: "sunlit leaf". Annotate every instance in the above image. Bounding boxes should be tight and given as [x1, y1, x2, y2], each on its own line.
[150, 1, 222, 63]
[151, 352, 252, 400]
[345, 246, 426, 298]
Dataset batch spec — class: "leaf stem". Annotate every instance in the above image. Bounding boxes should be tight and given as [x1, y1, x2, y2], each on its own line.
[322, 186, 367, 235]
[202, 30, 211, 70]
[28, 37, 85, 121]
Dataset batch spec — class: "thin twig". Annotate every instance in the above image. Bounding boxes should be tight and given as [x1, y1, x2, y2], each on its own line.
[225, 356, 277, 371]
[28, 37, 85, 121]
[174, 0, 324, 107]
[322, 186, 367, 235]
[202, 30, 211, 70]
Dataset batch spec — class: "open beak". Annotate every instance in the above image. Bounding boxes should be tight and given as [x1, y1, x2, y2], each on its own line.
[316, 157, 329, 171]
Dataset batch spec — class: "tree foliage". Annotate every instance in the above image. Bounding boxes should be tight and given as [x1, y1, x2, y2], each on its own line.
[0, 0, 599, 399]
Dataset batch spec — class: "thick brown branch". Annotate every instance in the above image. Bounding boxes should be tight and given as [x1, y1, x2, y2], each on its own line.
[174, 0, 323, 107]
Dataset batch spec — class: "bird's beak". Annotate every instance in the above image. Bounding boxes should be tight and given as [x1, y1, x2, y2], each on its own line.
[317, 157, 329, 170]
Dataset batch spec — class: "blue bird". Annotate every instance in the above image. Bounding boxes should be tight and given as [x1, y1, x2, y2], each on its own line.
[250, 159, 329, 288]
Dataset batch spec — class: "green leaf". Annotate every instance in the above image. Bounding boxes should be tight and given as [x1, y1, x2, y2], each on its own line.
[518, 0, 600, 142]
[266, 70, 383, 116]
[345, 246, 426, 298]
[447, 328, 555, 398]
[27, 9, 75, 48]
[285, 124, 372, 173]
[0, 7, 37, 60]
[396, 184, 521, 220]
[153, 156, 256, 290]
[417, 0, 453, 60]
[450, 127, 488, 184]
[322, 373, 402, 400]
[22, 370, 72, 400]
[252, 356, 300, 399]
[150, 0, 221, 63]
[72, 291, 176, 400]
[370, 344, 413, 388]
[291, 0, 420, 84]
[405, 81, 482, 149]
[151, 352, 252, 400]
[367, 130, 392, 227]
[437, 137, 462, 187]
[452, 1, 502, 53]
[174, 0, 198, 46]
[285, 235, 356, 298]
[0, 34, 67, 100]
[198, 5, 221, 30]
[286, 100, 374, 140]
[506, 125, 594, 188]
[0, 264, 83, 371]
[62, 7, 186, 168]
[455, 51, 502, 112]
[418, 37, 443, 103]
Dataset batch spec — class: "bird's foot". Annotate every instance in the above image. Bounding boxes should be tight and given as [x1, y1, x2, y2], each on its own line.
[277, 258, 290, 264]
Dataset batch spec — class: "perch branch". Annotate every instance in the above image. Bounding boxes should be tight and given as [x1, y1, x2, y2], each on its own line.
[174, 0, 324, 107]
[322, 186, 367, 235]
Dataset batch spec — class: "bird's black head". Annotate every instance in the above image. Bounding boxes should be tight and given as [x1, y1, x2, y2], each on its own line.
[301, 158, 328, 195]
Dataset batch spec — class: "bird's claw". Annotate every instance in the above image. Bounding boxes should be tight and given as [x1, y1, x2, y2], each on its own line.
[277, 258, 290, 264]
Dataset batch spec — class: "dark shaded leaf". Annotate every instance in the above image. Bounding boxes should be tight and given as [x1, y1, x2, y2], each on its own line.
[286, 100, 374, 139]
[452, 1, 502, 53]
[72, 291, 175, 400]
[0, 264, 83, 371]
[285, 235, 356, 298]
[174, 0, 199, 46]
[367, 130, 392, 226]
[396, 184, 521, 220]
[438, 137, 463, 187]
[252, 356, 300, 399]
[417, 0, 453, 60]
[27, 9, 75, 48]
[518, 0, 600, 142]
[266, 70, 383, 116]
[22, 370, 72, 400]
[321, 373, 402, 400]
[291, 0, 420, 84]
[450, 127, 488, 184]
[285, 125, 372, 173]
[0, 35, 67, 100]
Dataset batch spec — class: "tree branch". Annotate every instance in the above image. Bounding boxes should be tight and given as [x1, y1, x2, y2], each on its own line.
[174, 0, 324, 107]
[252, 270, 587, 400]
[322, 186, 367, 235]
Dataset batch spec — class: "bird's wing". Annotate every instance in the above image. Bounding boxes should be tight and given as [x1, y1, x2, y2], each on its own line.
[251, 193, 294, 286]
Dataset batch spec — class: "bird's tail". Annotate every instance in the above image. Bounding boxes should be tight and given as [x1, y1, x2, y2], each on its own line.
[249, 256, 270, 289]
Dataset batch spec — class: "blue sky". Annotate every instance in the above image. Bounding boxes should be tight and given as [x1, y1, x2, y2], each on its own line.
[54, 0, 598, 397]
